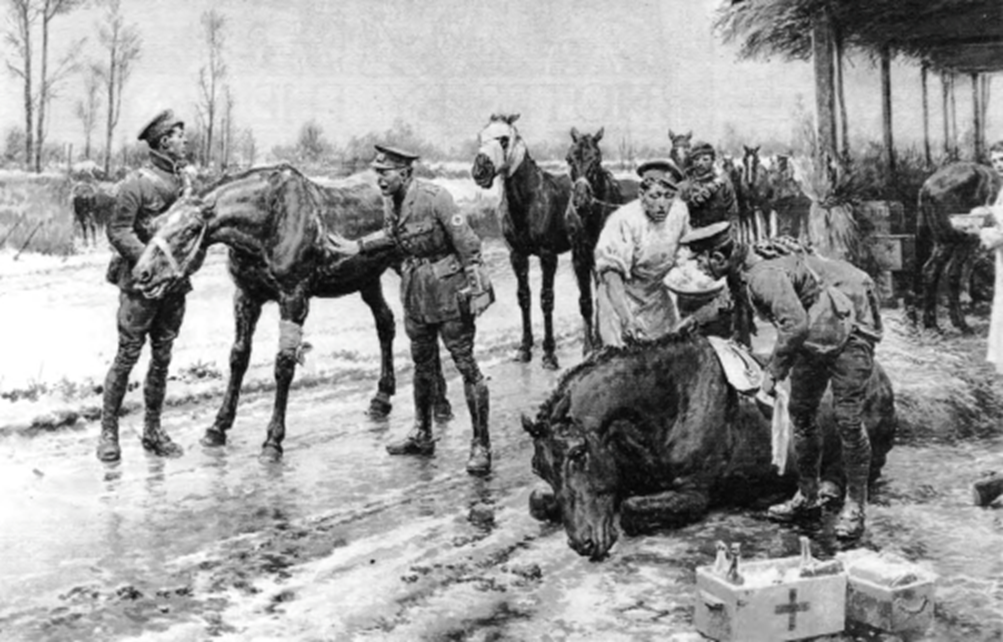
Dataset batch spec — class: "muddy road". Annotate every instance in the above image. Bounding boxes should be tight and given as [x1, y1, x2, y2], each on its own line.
[1, 241, 1002, 641]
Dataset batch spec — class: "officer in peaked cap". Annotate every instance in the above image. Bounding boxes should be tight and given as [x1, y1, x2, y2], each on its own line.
[96, 108, 191, 464]
[330, 142, 495, 475]
[138, 109, 185, 146]
[370, 144, 420, 170]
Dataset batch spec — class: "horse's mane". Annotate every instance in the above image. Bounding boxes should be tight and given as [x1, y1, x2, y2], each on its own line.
[196, 163, 303, 197]
[535, 330, 700, 423]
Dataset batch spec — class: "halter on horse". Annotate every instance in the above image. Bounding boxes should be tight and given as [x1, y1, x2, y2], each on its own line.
[565, 126, 626, 353]
[471, 113, 575, 369]
[133, 164, 448, 462]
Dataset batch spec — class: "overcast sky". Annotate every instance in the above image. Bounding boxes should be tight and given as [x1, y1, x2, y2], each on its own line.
[1, 0, 998, 159]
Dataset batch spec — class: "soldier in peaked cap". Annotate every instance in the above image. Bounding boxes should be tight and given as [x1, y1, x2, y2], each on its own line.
[592, 158, 691, 347]
[681, 221, 883, 540]
[96, 109, 192, 463]
[328, 143, 495, 475]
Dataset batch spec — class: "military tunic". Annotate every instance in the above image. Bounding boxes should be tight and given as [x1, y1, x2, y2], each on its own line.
[682, 172, 739, 229]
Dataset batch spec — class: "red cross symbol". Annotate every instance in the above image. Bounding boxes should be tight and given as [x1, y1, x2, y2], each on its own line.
[774, 588, 810, 631]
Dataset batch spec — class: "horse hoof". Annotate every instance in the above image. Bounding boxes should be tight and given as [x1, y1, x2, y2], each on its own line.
[513, 347, 532, 363]
[259, 444, 283, 463]
[367, 397, 392, 419]
[200, 428, 227, 448]
[542, 354, 560, 370]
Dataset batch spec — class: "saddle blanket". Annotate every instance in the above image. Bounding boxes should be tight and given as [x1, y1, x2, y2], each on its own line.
[706, 336, 792, 474]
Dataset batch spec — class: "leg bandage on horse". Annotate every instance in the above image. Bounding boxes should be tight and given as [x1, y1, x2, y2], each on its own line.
[278, 319, 311, 365]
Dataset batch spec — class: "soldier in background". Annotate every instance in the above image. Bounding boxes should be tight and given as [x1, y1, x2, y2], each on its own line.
[97, 110, 192, 462]
[682, 141, 738, 230]
[330, 145, 495, 475]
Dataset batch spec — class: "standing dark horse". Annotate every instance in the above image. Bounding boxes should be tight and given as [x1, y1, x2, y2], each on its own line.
[733, 145, 775, 242]
[522, 332, 896, 560]
[564, 126, 627, 353]
[915, 161, 1000, 332]
[72, 183, 116, 246]
[470, 113, 574, 370]
[133, 164, 446, 462]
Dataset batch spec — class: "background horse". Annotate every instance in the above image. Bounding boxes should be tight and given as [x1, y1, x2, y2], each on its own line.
[133, 164, 447, 462]
[564, 126, 627, 353]
[668, 129, 692, 170]
[915, 161, 1000, 332]
[470, 113, 574, 370]
[72, 183, 116, 246]
[732, 145, 775, 243]
[522, 332, 896, 560]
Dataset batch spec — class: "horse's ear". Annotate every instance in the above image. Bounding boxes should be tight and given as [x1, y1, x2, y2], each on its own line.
[508, 113, 520, 124]
[522, 413, 544, 438]
[668, 129, 676, 139]
[595, 127, 604, 142]
[753, 146, 761, 154]
[550, 394, 571, 422]
[570, 127, 580, 142]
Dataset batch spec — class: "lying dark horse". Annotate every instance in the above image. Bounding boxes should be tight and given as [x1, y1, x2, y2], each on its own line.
[564, 126, 627, 353]
[471, 113, 574, 370]
[915, 161, 1000, 332]
[522, 332, 896, 560]
[132, 164, 447, 462]
[72, 184, 116, 246]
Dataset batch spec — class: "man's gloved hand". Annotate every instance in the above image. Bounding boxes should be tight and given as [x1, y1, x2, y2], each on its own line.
[462, 265, 494, 317]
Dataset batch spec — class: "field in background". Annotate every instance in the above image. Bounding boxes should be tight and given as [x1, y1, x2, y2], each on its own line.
[0, 171, 78, 256]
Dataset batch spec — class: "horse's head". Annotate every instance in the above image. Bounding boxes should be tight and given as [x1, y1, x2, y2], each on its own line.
[571, 177, 594, 211]
[133, 196, 213, 299]
[522, 397, 619, 561]
[669, 129, 693, 166]
[566, 126, 605, 184]
[471, 113, 523, 189]
[742, 145, 762, 182]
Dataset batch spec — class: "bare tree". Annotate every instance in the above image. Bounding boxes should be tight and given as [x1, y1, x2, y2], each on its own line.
[4, 0, 36, 169]
[240, 127, 257, 167]
[197, 9, 226, 169]
[33, 0, 83, 171]
[218, 84, 234, 169]
[95, 0, 141, 176]
[74, 63, 101, 160]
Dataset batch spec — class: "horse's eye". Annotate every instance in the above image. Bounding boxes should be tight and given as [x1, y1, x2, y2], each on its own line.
[499, 137, 509, 150]
[567, 446, 587, 464]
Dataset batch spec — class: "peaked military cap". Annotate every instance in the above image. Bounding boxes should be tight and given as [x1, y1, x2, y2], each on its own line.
[689, 141, 716, 159]
[636, 158, 684, 189]
[138, 109, 184, 144]
[680, 220, 734, 253]
[371, 144, 420, 170]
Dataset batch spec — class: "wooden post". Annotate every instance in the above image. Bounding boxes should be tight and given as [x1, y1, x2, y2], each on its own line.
[942, 71, 951, 159]
[921, 63, 931, 167]
[950, 72, 959, 159]
[812, 8, 838, 168]
[972, 73, 983, 161]
[880, 45, 895, 176]
[981, 75, 991, 150]
[835, 25, 850, 161]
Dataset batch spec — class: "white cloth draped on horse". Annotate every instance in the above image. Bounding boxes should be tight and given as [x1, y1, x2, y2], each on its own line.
[980, 193, 1003, 375]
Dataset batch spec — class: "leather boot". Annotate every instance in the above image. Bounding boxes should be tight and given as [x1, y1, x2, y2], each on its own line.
[464, 380, 491, 475]
[835, 425, 872, 539]
[96, 367, 129, 462]
[387, 373, 436, 456]
[140, 365, 183, 458]
[768, 425, 822, 522]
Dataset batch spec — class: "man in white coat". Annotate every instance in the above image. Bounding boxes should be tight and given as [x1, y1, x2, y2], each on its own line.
[594, 159, 690, 346]
[974, 141, 1003, 374]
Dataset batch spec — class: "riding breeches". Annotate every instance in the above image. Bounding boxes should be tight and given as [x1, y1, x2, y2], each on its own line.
[405, 313, 483, 387]
[102, 289, 187, 428]
[787, 333, 875, 478]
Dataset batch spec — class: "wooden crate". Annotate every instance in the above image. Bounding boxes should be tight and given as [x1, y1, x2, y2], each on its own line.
[839, 549, 937, 635]
[694, 556, 846, 642]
